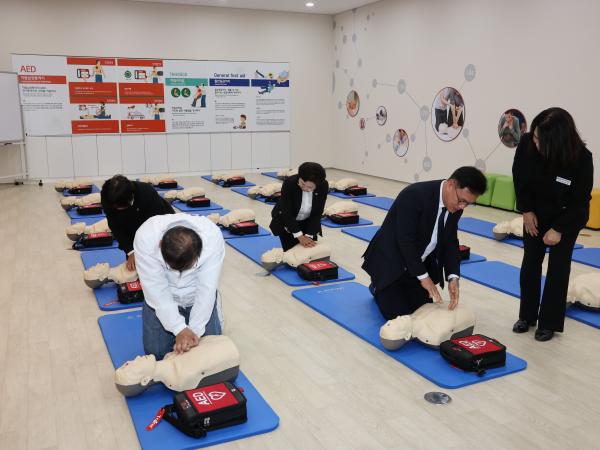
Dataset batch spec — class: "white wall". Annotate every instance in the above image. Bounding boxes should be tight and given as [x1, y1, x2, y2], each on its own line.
[0, 0, 333, 180]
[332, 0, 600, 185]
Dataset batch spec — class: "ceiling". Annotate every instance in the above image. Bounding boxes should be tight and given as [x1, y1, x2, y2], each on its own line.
[125, 0, 379, 15]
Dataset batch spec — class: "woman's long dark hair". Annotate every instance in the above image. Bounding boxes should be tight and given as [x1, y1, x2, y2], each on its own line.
[530, 107, 584, 166]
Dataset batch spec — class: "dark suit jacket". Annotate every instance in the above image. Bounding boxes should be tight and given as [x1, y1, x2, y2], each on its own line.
[362, 180, 462, 290]
[513, 133, 593, 234]
[102, 181, 174, 254]
[270, 174, 329, 237]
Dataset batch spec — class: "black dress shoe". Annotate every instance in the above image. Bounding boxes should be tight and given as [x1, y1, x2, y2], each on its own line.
[535, 329, 554, 341]
[512, 319, 536, 333]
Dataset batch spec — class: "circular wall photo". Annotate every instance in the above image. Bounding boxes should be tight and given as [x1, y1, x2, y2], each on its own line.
[498, 109, 527, 148]
[376, 106, 387, 126]
[393, 129, 409, 157]
[346, 90, 360, 117]
[431, 87, 465, 142]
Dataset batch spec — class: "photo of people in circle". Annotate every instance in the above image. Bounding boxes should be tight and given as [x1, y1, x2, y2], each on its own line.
[498, 108, 527, 148]
[376, 106, 387, 126]
[393, 129, 409, 157]
[431, 87, 465, 142]
[346, 90, 360, 117]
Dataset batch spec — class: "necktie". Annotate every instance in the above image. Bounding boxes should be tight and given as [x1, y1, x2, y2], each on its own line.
[435, 207, 447, 289]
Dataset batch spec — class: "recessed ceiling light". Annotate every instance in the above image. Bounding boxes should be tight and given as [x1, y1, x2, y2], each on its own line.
[306, 2, 315, 7]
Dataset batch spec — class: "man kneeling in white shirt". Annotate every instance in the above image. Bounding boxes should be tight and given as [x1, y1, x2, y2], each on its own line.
[134, 213, 225, 360]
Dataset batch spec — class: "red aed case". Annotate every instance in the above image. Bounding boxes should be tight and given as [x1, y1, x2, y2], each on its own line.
[297, 260, 339, 281]
[439, 334, 506, 376]
[157, 180, 178, 189]
[221, 176, 246, 187]
[186, 196, 211, 208]
[72, 231, 114, 250]
[343, 186, 367, 196]
[117, 280, 145, 304]
[77, 203, 103, 215]
[329, 211, 359, 224]
[162, 382, 247, 438]
[67, 184, 93, 195]
[459, 244, 471, 260]
[228, 221, 259, 235]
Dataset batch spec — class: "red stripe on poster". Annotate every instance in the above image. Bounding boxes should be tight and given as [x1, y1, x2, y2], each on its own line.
[67, 57, 116, 66]
[18, 75, 66, 84]
[117, 59, 163, 67]
[72, 121, 120, 134]
[121, 120, 166, 133]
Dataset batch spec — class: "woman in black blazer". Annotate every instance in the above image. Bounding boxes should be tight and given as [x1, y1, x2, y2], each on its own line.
[512, 107, 593, 341]
[101, 175, 174, 271]
[270, 162, 328, 251]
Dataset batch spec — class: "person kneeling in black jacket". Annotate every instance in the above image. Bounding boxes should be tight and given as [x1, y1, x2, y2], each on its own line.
[101, 175, 175, 271]
[270, 162, 328, 251]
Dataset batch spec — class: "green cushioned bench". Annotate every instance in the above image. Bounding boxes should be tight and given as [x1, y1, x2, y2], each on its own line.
[476, 173, 500, 206]
[490, 175, 516, 210]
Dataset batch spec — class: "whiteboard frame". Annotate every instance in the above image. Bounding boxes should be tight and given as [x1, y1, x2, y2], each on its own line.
[0, 71, 25, 144]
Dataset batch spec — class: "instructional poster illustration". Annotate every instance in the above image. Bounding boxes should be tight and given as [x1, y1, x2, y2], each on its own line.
[210, 61, 251, 132]
[12, 54, 290, 135]
[13, 54, 70, 135]
[251, 63, 290, 131]
[67, 57, 119, 134]
[118, 58, 166, 133]
[163, 60, 212, 133]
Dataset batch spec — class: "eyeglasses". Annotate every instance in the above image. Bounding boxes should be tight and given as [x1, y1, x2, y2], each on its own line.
[454, 185, 475, 207]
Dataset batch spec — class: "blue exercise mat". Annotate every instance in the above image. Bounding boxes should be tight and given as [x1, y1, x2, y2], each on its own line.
[261, 171, 280, 180]
[62, 185, 100, 196]
[66, 208, 105, 220]
[79, 249, 141, 311]
[226, 235, 355, 286]
[69, 218, 118, 251]
[321, 217, 373, 228]
[571, 248, 600, 269]
[98, 312, 279, 450]
[460, 261, 600, 329]
[231, 187, 277, 205]
[340, 225, 486, 264]
[173, 200, 224, 213]
[329, 191, 376, 199]
[186, 208, 230, 217]
[353, 196, 394, 211]
[201, 175, 256, 188]
[291, 282, 527, 389]
[341, 225, 380, 242]
[458, 217, 583, 251]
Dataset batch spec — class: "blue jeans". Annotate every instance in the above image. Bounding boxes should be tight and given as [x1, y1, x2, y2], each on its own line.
[143, 297, 222, 360]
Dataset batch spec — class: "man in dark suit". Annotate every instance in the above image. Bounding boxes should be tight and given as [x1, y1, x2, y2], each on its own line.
[270, 162, 328, 251]
[101, 175, 175, 271]
[362, 166, 487, 319]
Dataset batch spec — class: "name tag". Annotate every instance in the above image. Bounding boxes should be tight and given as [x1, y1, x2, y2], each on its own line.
[556, 176, 571, 186]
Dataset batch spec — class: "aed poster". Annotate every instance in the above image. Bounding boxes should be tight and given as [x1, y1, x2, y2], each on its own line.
[13, 54, 290, 135]
[66, 57, 119, 134]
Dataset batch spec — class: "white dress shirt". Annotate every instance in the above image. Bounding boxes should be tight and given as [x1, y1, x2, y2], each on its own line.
[134, 213, 225, 337]
[417, 180, 458, 282]
[293, 190, 313, 238]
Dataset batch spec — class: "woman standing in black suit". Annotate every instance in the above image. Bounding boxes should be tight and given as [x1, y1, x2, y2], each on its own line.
[270, 162, 328, 251]
[512, 107, 593, 341]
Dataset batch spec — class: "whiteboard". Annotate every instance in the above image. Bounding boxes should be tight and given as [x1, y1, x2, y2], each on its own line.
[0, 72, 24, 143]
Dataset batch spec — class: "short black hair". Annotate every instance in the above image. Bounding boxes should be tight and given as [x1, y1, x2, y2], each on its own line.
[298, 162, 326, 185]
[161, 226, 202, 271]
[101, 175, 135, 210]
[449, 166, 487, 196]
[530, 107, 584, 166]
